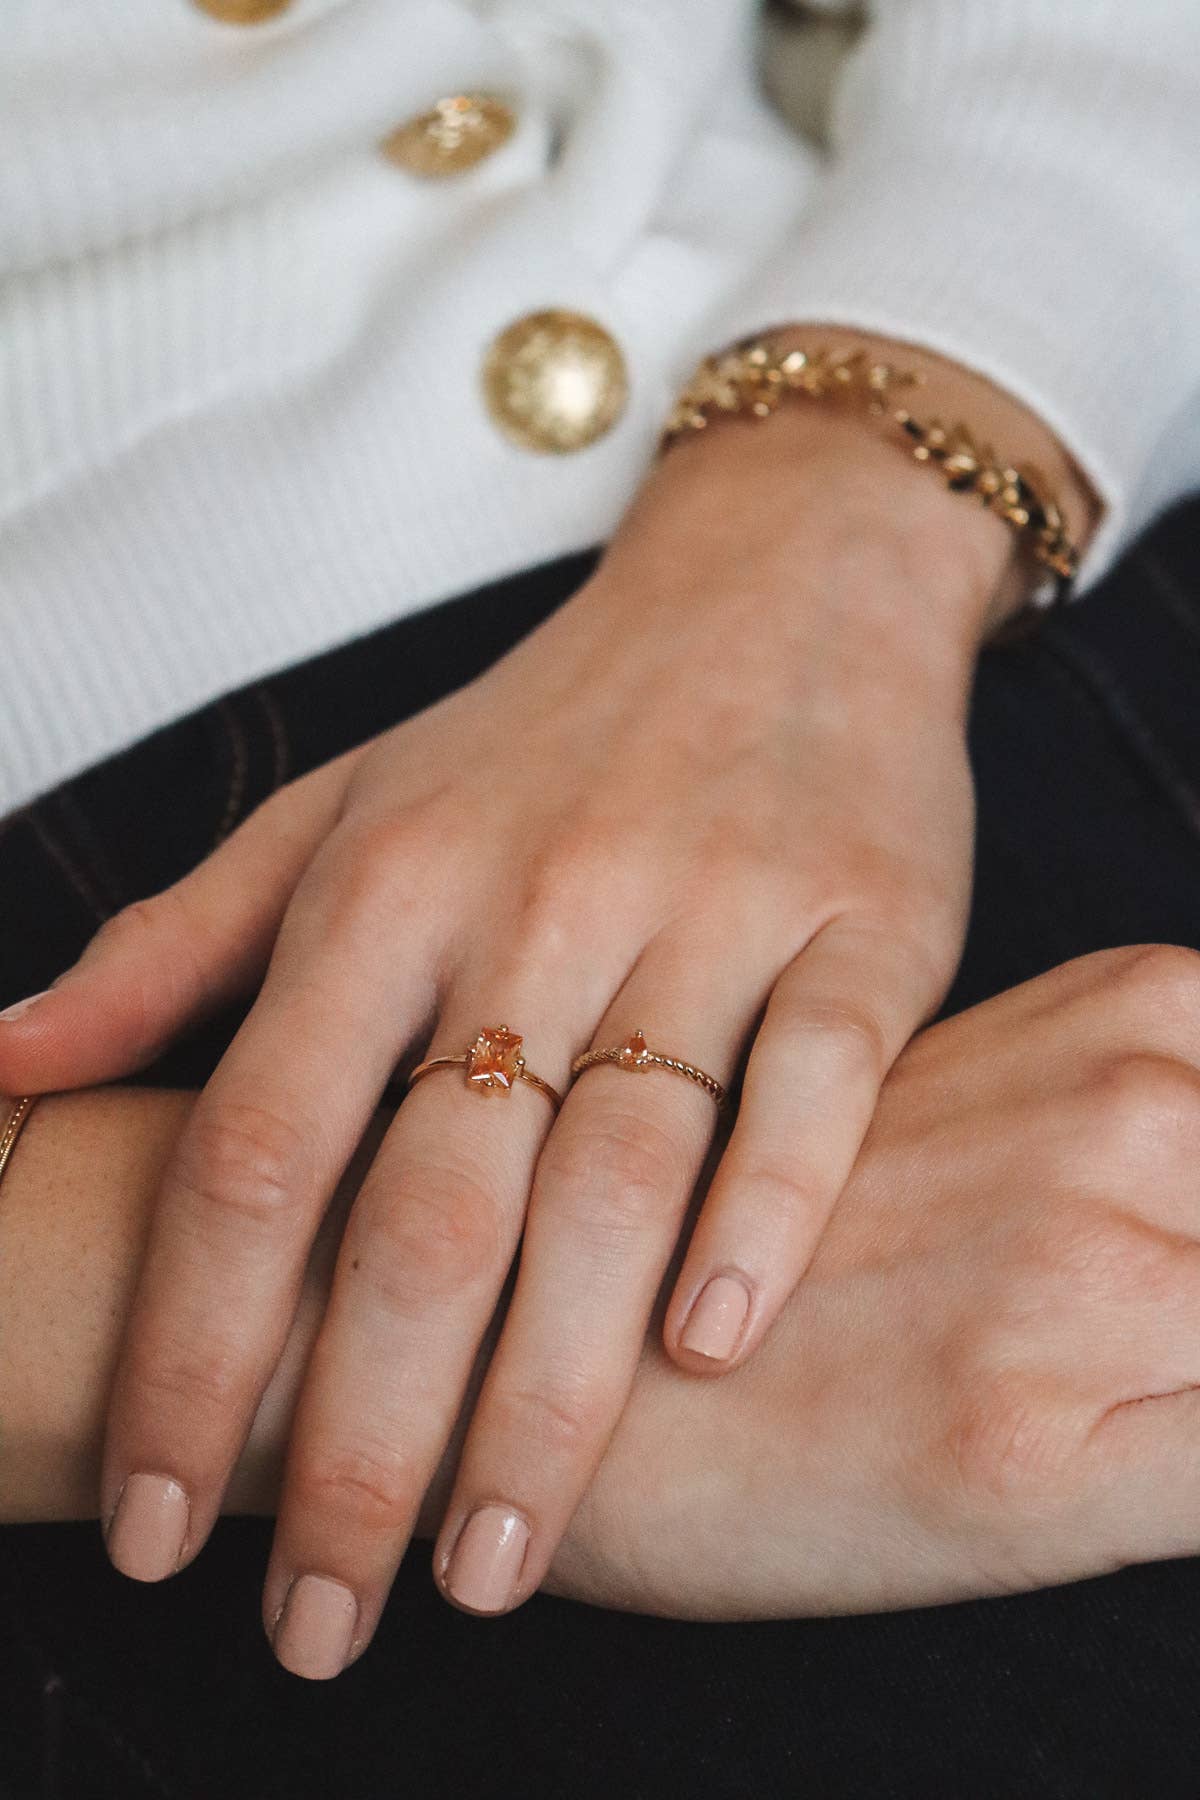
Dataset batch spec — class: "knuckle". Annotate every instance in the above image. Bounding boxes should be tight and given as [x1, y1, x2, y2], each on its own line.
[1079, 1052, 1200, 1163]
[505, 878, 576, 965]
[295, 1444, 416, 1540]
[123, 1332, 245, 1431]
[90, 896, 163, 956]
[688, 831, 790, 912]
[175, 1100, 311, 1228]
[822, 839, 903, 903]
[820, 906, 960, 1008]
[938, 1370, 1075, 1511]
[357, 1165, 503, 1304]
[87, 889, 209, 1053]
[1111, 942, 1200, 1015]
[90, 891, 202, 994]
[1018, 1203, 1180, 1315]
[1023, 1207, 1138, 1299]
[341, 804, 447, 874]
[539, 1108, 685, 1238]
[730, 1151, 823, 1222]
[485, 1380, 608, 1467]
[505, 824, 634, 952]
[251, 778, 309, 834]
[882, 913, 961, 998]
[309, 810, 447, 947]
[783, 995, 891, 1085]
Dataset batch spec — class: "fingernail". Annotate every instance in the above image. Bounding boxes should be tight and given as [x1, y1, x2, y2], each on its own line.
[273, 1575, 358, 1680]
[444, 1506, 529, 1614]
[106, 1473, 190, 1582]
[0, 991, 50, 1024]
[680, 1274, 751, 1362]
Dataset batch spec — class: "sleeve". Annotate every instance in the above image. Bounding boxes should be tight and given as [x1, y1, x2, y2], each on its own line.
[717, 0, 1200, 589]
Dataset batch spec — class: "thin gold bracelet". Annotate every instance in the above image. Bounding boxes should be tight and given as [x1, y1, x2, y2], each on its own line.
[0, 1096, 38, 1191]
[662, 339, 1081, 608]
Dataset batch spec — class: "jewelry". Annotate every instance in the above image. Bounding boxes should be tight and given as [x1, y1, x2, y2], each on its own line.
[408, 1025, 562, 1111]
[0, 1095, 38, 1191]
[571, 1030, 730, 1114]
[662, 339, 1080, 608]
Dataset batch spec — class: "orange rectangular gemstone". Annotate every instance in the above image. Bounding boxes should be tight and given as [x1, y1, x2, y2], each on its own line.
[466, 1026, 523, 1090]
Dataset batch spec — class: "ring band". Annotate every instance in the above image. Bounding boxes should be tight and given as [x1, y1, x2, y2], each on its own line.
[0, 1095, 38, 1190]
[408, 1025, 563, 1111]
[571, 1030, 729, 1114]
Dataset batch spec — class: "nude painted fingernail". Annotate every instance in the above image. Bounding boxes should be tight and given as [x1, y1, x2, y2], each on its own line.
[106, 1474, 189, 1582]
[681, 1275, 751, 1361]
[445, 1506, 530, 1614]
[0, 991, 50, 1023]
[273, 1574, 358, 1681]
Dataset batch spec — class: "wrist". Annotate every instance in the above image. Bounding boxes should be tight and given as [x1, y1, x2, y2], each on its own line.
[656, 322, 1101, 644]
[636, 395, 1013, 685]
[0, 1090, 445, 1532]
[0, 1088, 193, 1520]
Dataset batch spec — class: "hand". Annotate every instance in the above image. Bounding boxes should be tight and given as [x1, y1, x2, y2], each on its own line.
[7, 948, 1200, 1653]
[0, 395, 1014, 1663]
[554, 944, 1200, 1619]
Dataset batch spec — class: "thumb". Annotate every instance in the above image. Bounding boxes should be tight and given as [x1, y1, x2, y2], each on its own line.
[0, 751, 359, 1092]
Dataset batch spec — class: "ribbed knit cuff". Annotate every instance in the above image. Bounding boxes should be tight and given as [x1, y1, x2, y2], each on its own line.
[714, 0, 1200, 592]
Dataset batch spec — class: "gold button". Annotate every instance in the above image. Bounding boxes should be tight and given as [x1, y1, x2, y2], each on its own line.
[381, 94, 516, 178]
[192, 0, 293, 21]
[482, 311, 629, 454]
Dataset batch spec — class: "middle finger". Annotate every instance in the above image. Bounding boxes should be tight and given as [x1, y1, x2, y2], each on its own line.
[264, 1000, 574, 1677]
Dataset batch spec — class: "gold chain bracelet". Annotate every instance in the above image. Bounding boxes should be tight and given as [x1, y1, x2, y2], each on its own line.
[662, 339, 1080, 608]
[0, 1095, 38, 1192]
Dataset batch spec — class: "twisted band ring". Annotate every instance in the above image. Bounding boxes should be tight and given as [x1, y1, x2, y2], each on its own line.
[571, 1030, 729, 1114]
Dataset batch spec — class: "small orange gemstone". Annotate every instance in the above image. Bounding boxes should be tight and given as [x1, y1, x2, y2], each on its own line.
[467, 1025, 523, 1091]
[620, 1030, 651, 1067]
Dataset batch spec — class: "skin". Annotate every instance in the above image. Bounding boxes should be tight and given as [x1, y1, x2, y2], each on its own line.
[0, 331, 1100, 1670]
[3, 948, 1200, 1656]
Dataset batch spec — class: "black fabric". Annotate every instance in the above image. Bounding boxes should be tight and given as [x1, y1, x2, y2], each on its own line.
[2, 499, 1200, 1800]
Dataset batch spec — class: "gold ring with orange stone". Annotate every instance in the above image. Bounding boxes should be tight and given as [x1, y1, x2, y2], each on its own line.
[570, 1030, 731, 1115]
[407, 1025, 563, 1112]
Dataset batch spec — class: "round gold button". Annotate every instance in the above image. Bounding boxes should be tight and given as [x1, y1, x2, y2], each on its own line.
[192, 0, 293, 21]
[482, 311, 629, 454]
[381, 94, 516, 178]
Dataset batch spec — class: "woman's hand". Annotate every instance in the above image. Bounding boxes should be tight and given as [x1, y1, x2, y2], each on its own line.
[7, 948, 1200, 1660]
[0, 395, 1016, 1661]
[556, 944, 1200, 1620]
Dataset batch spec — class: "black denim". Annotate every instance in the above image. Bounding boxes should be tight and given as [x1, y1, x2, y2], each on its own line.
[2, 498, 1200, 1800]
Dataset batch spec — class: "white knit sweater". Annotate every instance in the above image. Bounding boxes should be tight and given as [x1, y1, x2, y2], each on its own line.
[2, 0, 1198, 815]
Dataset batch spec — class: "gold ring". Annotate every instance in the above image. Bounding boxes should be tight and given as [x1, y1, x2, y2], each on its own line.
[408, 1025, 562, 1111]
[571, 1030, 729, 1114]
[0, 1095, 38, 1190]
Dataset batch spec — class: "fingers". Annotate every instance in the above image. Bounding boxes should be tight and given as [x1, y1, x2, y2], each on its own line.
[0, 753, 360, 1092]
[433, 937, 748, 1620]
[664, 916, 942, 1375]
[264, 1002, 572, 1677]
[101, 864, 431, 1587]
